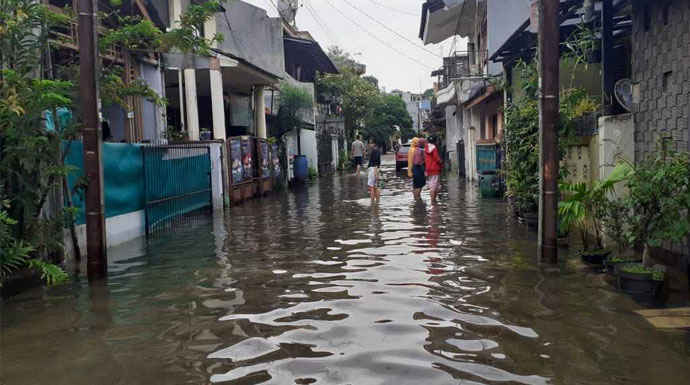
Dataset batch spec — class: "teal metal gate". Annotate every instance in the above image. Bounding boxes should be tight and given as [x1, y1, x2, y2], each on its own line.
[142, 144, 212, 237]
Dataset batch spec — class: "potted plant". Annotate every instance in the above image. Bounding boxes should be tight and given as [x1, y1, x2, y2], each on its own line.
[559, 162, 633, 265]
[600, 197, 640, 275]
[615, 146, 690, 294]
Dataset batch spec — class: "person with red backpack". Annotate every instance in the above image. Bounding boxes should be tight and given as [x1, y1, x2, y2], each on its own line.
[424, 136, 443, 203]
[407, 137, 426, 200]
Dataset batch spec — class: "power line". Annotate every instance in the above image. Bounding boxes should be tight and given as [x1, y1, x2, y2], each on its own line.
[365, 0, 418, 17]
[303, 0, 341, 47]
[322, 0, 435, 70]
[342, 0, 441, 58]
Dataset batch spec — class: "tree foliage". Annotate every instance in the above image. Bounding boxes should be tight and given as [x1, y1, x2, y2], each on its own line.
[504, 59, 599, 214]
[327, 45, 364, 73]
[318, 66, 379, 142]
[0, 0, 73, 286]
[277, 82, 313, 134]
[363, 94, 412, 147]
[622, 146, 690, 265]
[0, 0, 224, 287]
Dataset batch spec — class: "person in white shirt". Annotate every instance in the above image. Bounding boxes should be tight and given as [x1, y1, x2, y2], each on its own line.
[351, 135, 366, 175]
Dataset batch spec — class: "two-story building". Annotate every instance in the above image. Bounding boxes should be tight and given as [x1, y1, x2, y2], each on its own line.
[420, 0, 530, 181]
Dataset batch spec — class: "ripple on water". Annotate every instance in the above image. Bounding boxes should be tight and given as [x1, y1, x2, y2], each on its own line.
[5, 168, 689, 385]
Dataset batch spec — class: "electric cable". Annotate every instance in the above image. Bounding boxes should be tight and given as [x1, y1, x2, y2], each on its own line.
[342, 0, 441, 58]
[365, 0, 418, 17]
[322, 0, 435, 70]
[303, 0, 341, 47]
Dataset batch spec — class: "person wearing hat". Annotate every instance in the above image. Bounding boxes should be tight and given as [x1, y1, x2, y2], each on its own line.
[424, 136, 443, 203]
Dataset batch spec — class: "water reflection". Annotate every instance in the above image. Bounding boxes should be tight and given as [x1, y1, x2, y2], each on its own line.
[1, 166, 689, 385]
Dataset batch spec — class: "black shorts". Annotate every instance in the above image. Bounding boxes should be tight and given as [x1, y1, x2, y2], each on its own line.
[353, 156, 363, 166]
[412, 164, 426, 189]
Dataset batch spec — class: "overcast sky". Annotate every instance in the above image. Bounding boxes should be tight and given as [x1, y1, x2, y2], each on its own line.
[241, 0, 467, 93]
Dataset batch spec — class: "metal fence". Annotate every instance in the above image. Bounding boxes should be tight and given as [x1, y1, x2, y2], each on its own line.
[142, 143, 212, 237]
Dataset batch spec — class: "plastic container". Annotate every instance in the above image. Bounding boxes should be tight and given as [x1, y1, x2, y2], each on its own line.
[293, 155, 308, 182]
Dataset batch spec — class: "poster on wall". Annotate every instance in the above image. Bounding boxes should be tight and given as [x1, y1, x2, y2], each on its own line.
[230, 138, 244, 184]
[241, 137, 254, 180]
[260, 141, 271, 178]
[272, 143, 281, 178]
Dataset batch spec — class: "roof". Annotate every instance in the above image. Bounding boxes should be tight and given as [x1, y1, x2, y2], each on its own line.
[418, 0, 482, 45]
[464, 85, 500, 109]
[283, 36, 338, 83]
[490, 0, 632, 63]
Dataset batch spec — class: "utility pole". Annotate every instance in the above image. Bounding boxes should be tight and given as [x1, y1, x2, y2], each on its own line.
[78, 0, 107, 278]
[537, 0, 559, 264]
[601, 0, 615, 115]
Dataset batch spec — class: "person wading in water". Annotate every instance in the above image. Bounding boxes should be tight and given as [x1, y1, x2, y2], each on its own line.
[351, 135, 366, 175]
[424, 136, 443, 204]
[407, 137, 426, 200]
[367, 140, 381, 202]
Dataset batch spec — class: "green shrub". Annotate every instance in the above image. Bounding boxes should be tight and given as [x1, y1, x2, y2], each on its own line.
[623, 145, 690, 265]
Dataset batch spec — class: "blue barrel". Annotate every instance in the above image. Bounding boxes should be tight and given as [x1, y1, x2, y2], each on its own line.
[293, 155, 308, 182]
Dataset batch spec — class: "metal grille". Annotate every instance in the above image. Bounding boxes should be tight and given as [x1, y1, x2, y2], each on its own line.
[142, 143, 212, 237]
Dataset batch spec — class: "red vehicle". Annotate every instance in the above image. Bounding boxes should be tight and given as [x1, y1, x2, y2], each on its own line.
[395, 142, 411, 171]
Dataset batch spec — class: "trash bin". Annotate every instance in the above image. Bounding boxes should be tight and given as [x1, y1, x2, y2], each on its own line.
[476, 143, 501, 198]
[293, 155, 308, 182]
[479, 170, 500, 198]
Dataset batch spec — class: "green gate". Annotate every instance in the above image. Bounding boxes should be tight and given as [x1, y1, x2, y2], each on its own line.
[142, 144, 212, 237]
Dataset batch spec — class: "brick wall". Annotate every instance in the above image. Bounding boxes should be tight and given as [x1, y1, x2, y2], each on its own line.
[632, 0, 690, 260]
[632, 0, 690, 161]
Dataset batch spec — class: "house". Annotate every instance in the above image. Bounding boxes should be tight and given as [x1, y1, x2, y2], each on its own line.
[490, 0, 635, 187]
[46, 0, 169, 143]
[419, 0, 531, 181]
[279, 14, 340, 179]
[391, 91, 431, 134]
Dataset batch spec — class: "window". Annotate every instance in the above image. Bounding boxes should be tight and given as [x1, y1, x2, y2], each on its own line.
[643, 5, 651, 31]
[491, 114, 498, 139]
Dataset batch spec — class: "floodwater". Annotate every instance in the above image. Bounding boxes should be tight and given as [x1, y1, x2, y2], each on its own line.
[2, 162, 689, 385]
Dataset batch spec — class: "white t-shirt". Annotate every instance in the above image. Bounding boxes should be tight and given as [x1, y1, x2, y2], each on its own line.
[352, 140, 365, 157]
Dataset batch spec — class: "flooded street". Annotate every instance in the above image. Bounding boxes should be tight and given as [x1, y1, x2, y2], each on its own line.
[2, 162, 689, 385]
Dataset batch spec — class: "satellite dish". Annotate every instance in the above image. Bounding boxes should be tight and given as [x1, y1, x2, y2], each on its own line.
[614, 78, 633, 112]
[278, 0, 299, 26]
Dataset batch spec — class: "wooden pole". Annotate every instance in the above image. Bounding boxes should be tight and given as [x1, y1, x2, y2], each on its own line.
[538, 0, 559, 264]
[78, 0, 107, 278]
[601, 0, 616, 115]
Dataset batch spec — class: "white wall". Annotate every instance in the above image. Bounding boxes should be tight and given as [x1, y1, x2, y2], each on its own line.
[445, 105, 463, 170]
[300, 129, 318, 173]
[463, 107, 480, 181]
[598, 113, 635, 185]
[64, 210, 145, 261]
[209, 142, 224, 209]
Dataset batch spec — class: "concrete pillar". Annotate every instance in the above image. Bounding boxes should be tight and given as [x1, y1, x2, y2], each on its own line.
[184, 68, 199, 141]
[255, 86, 267, 139]
[209, 58, 226, 140]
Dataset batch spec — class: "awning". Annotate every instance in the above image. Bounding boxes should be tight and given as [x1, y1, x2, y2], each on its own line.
[419, 0, 481, 45]
[435, 82, 457, 106]
[464, 85, 500, 109]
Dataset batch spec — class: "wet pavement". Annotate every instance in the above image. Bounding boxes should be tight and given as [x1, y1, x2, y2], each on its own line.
[2, 162, 690, 385]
